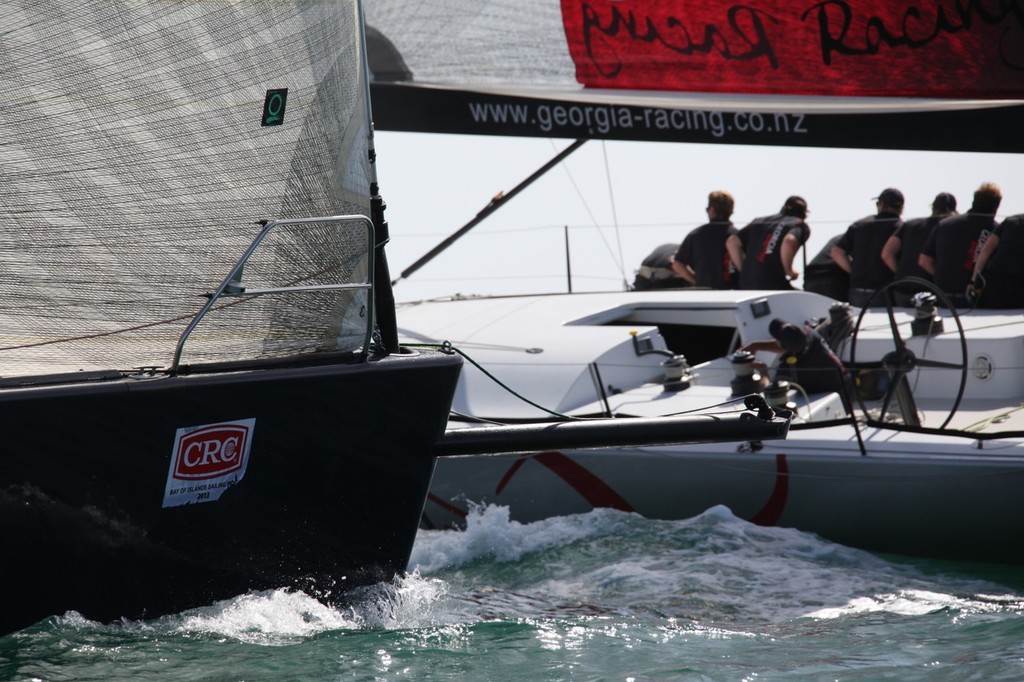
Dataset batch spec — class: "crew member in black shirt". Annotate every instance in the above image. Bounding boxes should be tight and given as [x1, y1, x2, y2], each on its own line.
[971, 212, 1024, 309]
[803, 235, 849, 302]
[920, 182, 1001, 307]
[830, 188, 904, 307]
[727, 196, 810, 290]
[880, 192, 957, 305]
[739, 318, 846, 394]
[671, 190, 738, 289]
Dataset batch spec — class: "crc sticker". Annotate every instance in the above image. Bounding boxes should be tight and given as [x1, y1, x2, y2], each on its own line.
[162, 418, 255, 508]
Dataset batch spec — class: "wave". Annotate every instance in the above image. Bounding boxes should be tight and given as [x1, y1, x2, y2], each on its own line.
[409, 504, 1024, 626]
[26, 504, 1024, 644]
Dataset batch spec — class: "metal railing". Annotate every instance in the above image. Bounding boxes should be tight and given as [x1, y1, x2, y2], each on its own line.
[171, 215, 375, 372]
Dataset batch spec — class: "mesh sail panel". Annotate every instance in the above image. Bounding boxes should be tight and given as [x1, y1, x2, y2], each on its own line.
[0, 0, 372, 376]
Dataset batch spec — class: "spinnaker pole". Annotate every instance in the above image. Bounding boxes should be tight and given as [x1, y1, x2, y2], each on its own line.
[392, 138, 587, 286]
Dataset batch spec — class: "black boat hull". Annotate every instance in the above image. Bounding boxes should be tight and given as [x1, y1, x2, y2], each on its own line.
[0, 350, 462, 635]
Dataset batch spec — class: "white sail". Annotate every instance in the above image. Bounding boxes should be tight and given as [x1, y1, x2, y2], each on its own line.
[0, 0, 374, 375]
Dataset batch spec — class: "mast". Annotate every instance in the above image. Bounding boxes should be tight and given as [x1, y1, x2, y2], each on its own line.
[357, 0, 399, 354]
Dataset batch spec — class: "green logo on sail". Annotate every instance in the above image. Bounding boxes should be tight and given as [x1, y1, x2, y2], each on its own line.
[261, 89, 288, 126]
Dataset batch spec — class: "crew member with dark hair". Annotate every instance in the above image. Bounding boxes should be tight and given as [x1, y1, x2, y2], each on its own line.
[727, 195, 810, 290]
[882, 192, 956, 281]
[881, 192, 957, 305]
[919, 182, 1001, 307]
[671, 190, 738, 289]
[830, 188, 904, 307]
[738, 317, 846, 394]
[970, 212, 1024, 309]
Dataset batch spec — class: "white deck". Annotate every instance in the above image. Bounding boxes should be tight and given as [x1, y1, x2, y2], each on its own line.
[397, 289, 1024, 432]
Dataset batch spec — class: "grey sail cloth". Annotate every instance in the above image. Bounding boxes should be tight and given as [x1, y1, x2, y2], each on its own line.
[0, 0, 374, 375]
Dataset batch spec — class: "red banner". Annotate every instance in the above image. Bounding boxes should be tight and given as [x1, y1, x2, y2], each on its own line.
[560, 0, 1024, 98]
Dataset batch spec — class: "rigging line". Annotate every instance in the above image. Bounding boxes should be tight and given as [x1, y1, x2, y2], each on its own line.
[408, 342, 767, 423]
[549, 139, 625, 283]
[656, 395, 758, 417]
[601, 139, 627, 286]
[550, 140, 601, 227]
[406, 342, 583, 421]
[448, 410, 506, 425]
[784, 380, 814, 421]
[409, 342, 760, 423]
[432, 340, 544, 353]
[961, 402, 1024, 433]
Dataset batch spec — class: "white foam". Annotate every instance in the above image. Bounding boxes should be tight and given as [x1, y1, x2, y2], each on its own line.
[344, 570, 453, 629]
[409, 503, 638, 574]
[160, 571, 467, 642]
[807, 589, 1024, 620]
[174, 589, 359, 643]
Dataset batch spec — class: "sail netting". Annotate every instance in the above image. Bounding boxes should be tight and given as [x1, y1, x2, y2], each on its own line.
[0, 0, 374, 376]
[363, 1, 1024, 152]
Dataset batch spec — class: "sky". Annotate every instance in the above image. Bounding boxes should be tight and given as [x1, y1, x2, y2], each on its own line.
[372, 132, 1024, 303]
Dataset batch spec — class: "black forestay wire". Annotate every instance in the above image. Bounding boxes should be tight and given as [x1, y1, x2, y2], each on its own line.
[406, 342, 757, 421]
[409, 342, 582, 421]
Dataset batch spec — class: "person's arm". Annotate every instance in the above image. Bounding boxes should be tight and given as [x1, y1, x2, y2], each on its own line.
[738, 338, 783, 382]
[918, 253, 936, 276]
[829, 245, 852, 274]
[780, 233, 801, 280]
[971, 233, 1000, 280]
[739, 339, 784, 354]
[670, 257, 697, 285]
[880, 236, 901, 273]
[725, 234, 744, 272]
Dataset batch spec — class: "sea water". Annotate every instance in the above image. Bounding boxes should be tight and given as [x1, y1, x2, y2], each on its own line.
[3, 505, 1023, 681]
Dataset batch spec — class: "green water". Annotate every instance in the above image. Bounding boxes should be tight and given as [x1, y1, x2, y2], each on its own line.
[4, 506, 1023, 681]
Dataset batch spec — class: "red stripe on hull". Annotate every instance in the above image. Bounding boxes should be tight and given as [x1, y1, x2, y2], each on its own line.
[751, 454, 789, 526]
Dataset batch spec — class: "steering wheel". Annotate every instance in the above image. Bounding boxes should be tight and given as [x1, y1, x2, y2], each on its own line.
[847, 277, 968, 430]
